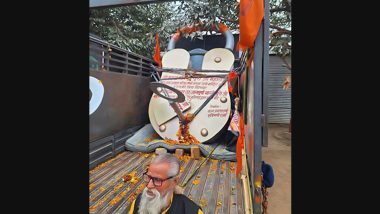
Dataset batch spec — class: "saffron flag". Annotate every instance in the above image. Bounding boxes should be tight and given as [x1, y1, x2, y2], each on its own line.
[153, 33, 162, 67]
[236, 112, 245, 176]
[239, 0, 264, 50]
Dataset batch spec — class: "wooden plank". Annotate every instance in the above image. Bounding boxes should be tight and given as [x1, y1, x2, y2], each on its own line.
[191, 146, 201, 159]
[89, 153, 245, 214]
[117, 202, 132, 214]
[90, 152, 140, 187]
[178, 158, 195, 185]
[182, 159, 202, 196]
[175, 149, 185, 157]
[89, 151, 128, 179]
[214, 161, 227, 214]
[90, 157, 143, 208]
[236, 162, 244, 214]
[90, 152, 137, 183]
[188, 160, 212, 206]
[90, 155, 136, 195]
[101, 158, 150, 214]
[222, 161, 231, 214]
[155, 147, 167, 155]
[91, 154, 152, 213]
[229, 162, 238, 214]
[90, 153, 150, 207]
[198, 159, 221, 214]
[90, 153, 146, 193]
[96, 167, 147, 213]
[90, 153, 135, 190]
[110, 155, 164, 214]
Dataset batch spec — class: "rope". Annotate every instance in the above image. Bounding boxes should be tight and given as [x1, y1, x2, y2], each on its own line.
[179, 144, 225, 188]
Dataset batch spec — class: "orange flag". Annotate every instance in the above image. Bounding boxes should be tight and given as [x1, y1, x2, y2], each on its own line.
[227, 72, 237, 93]
[153, 33, 162, 67]
[239, 0, 264, 50]
[236, 112, 245, 176]
[235, 0, 263, 175]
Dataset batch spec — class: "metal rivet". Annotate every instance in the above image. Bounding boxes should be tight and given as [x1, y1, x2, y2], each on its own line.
[159, 125, 166, 132]
[220, 97, 227, 103]
[157, 87, 162, 92]
[214, 57, 221, 63]
[201, 128, 208, 137]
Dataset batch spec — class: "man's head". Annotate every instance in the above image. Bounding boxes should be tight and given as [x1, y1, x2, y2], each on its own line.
[138, 153, 180, 214]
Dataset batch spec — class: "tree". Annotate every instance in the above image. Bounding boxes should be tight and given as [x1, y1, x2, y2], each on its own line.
[90, 0, 291, 63]
[269, 0, 291, 68]
[90, 2, 179, 58]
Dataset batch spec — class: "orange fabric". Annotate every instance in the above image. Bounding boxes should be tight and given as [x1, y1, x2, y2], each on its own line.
[153, 33, 162, 67]
[239, 0, 264, 50]
[178, 24, 200, 34]
[218, 23, 229, 33]
[176, 22, 229, 34]
[255, 195, 261, 204]
[173, 32, 181, 42]
[236, 112, 245, 176]
[184, 26, 192, 33]
[227, 72, 237, 93]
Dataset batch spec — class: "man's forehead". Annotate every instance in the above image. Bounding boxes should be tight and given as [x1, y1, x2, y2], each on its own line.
[148, 162, 170, 177]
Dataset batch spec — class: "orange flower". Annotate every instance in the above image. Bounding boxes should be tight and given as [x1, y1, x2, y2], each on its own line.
[230, 162, 235, 173]
[165, 113, 200, 145]
[130, 177, 140, 185]
[192, 179, 200, 185]
[89, 183, 96, 191]
[199, 199, 208, 207]
[282, 76, 291, 90]
[122, 175, 132, 182]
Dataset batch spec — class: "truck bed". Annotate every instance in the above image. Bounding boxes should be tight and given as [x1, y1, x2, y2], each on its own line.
[89, 151, 244, 214]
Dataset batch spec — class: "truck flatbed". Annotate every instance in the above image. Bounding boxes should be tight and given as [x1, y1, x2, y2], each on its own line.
[89, 151, 244, 214]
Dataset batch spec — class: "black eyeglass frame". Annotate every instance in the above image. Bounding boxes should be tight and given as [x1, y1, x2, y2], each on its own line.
[142, 171, 176, 187]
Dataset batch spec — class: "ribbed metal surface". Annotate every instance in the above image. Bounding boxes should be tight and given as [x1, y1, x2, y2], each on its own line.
[89, 35, 155, 77]
[89, 126, 143, 170]
[268, 55, 291, 123]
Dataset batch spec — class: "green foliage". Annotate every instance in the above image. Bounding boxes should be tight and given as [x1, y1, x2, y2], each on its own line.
[90, 2, 179, 58]
[89, 0, 291, 59]
[269, 0, 291, 57]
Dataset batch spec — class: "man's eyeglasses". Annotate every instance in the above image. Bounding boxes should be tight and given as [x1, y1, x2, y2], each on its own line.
[142, 172, 176, 187]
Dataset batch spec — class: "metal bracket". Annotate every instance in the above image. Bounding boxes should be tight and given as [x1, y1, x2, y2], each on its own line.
[261, 114, 266, 127]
